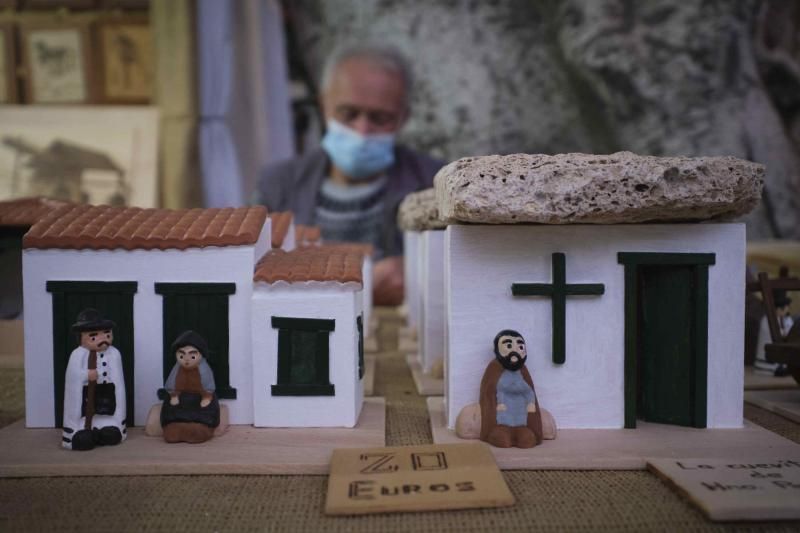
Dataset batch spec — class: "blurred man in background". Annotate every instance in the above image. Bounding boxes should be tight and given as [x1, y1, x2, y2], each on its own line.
[257, 44, 443, 305]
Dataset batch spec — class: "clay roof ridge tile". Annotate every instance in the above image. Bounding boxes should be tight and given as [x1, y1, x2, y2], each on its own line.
[90, 208, 125, 249]
[162, 209, 194, 248]
[218, 208, 243, 241]
[246, 208, 265, 242]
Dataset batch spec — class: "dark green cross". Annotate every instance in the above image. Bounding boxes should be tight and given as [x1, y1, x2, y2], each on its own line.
[511, 253, 605, 365]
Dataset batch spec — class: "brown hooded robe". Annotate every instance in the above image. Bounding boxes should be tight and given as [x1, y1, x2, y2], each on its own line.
[479, 359, 543, 445]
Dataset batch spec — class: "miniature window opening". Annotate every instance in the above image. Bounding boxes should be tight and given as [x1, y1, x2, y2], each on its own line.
[357, 314, 365, 380]
[155, 283, 237, 399]
[47, 281, 137, 427]
[271, 316, 335, 396]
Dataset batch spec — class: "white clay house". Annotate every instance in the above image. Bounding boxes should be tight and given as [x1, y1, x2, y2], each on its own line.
[22, 204, 368, 429]
[444, 223, 745, 431]
[418, 229, 446, 374]
[251, 247, 366, 427]
[402, 229, 421, 334]
[397, 188, 447, 376]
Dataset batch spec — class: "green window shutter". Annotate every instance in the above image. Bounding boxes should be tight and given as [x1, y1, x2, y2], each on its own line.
[155, 283, 236, 399]
[47, 281, 137, 428]
[270, 316, 335, 396]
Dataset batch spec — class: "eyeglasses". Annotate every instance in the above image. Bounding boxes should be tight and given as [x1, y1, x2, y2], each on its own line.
[334, 105, 402, 129]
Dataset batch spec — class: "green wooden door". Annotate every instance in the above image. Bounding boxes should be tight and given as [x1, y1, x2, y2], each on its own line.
[155, 283, 236, 399]
[638, 265, 696, 426]
[47, 281, 136, 428]
[618, 253, 713, 429]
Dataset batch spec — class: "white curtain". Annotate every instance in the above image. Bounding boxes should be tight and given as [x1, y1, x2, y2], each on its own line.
[197, 0, 243, 207]
[258, 0, 295, 165]
[197, 0, 295, 208]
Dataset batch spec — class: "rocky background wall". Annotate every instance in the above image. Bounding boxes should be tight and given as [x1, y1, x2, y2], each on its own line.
[285, 0, 800, 239]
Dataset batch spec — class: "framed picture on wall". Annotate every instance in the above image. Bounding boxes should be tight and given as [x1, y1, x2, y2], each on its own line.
[0, 23, 18, 104]
[0, 106, 159, 207]
[20, 24, 93, 104]
[95, 19, 153, 103]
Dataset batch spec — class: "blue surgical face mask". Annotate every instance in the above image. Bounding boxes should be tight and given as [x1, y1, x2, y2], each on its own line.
[321, 119, 396, 180]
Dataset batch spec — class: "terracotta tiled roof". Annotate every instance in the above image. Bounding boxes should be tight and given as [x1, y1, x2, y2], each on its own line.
[0, 197, 70, 227]
[314, 241, 374, 258]
[269, 211, 293, 248]
[295, 224, 321, 244]
[23, 204, 268, 250]
[253, 248, 363, 284]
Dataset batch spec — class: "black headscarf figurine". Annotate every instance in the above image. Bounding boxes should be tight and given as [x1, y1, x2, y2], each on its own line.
[160, 330, 220, 443]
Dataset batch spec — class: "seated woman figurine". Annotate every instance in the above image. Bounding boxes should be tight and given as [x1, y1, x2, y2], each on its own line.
[160, 330, 220, 443]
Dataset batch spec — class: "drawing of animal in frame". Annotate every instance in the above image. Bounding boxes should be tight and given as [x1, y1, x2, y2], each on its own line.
[20, 23, 94, 104]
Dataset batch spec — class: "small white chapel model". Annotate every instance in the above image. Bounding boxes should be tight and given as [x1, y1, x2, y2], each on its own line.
[425, 151, 764, 432]
[398, 189, 447, 377]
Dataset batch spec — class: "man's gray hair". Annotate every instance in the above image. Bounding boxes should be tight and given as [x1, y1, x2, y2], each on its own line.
[320, 43, 413, 102]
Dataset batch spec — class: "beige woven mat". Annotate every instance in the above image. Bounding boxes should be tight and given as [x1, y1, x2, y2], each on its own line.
[1, 310, 799, 531]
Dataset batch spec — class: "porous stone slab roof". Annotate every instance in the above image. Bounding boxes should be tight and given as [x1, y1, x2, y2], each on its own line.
[23, 204, 268, 250]
[397, 188, 447, 231]
[434, 151, 764, 224]
[269, 211, 293, 249]
[0, 197, 69, 227]
[253, 247, 363, 285]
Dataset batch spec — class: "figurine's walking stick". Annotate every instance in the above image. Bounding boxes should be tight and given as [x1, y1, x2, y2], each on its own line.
[84, 350, 97, 430]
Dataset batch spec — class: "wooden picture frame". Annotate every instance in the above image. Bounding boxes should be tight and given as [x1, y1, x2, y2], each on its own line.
[0, 23, 17, 104]
[22, 0, 97, 9]
[0, 106, 160, 207]
[20, 23, 94, 104]
[94, 18, 152, 103]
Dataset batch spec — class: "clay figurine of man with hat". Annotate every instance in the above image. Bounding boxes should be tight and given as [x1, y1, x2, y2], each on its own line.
[62, 308, 127, 451]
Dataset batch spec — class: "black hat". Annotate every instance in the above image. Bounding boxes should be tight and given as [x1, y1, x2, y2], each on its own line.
[170, 330, 209, 358]
[70, 308, 116, 333]
[773, 290, 792, 308]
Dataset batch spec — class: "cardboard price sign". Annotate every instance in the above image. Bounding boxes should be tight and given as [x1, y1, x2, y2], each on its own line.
[648, 457, 800, 521]
[325, 442, 514, 515]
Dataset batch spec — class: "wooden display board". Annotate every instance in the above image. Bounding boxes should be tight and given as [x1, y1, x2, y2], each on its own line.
[326, 442, 514, 515]
[744, 366, 798, 390]
[427, 397, 800, 470]
[406, 354, 443, 396]
[0, 397, 385, 477]
[744, 389, 800, 424]
[364, 355, 376, 396]
[397, 327, 417, 353]
[648, 457, 800, 521]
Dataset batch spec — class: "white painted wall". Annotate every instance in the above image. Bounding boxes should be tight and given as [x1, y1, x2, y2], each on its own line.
[23, 242, 268, 428]
[444, 224, 745, 430]
[280, 220, 296, 252]
[421, 230, 445, 373]
[403, 231, 420, 329]
[251, 286, 364, 427]
[362, 255, 373, 338]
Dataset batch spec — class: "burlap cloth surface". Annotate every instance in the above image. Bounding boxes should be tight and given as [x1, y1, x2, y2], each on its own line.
[1, 309, 799, 532]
